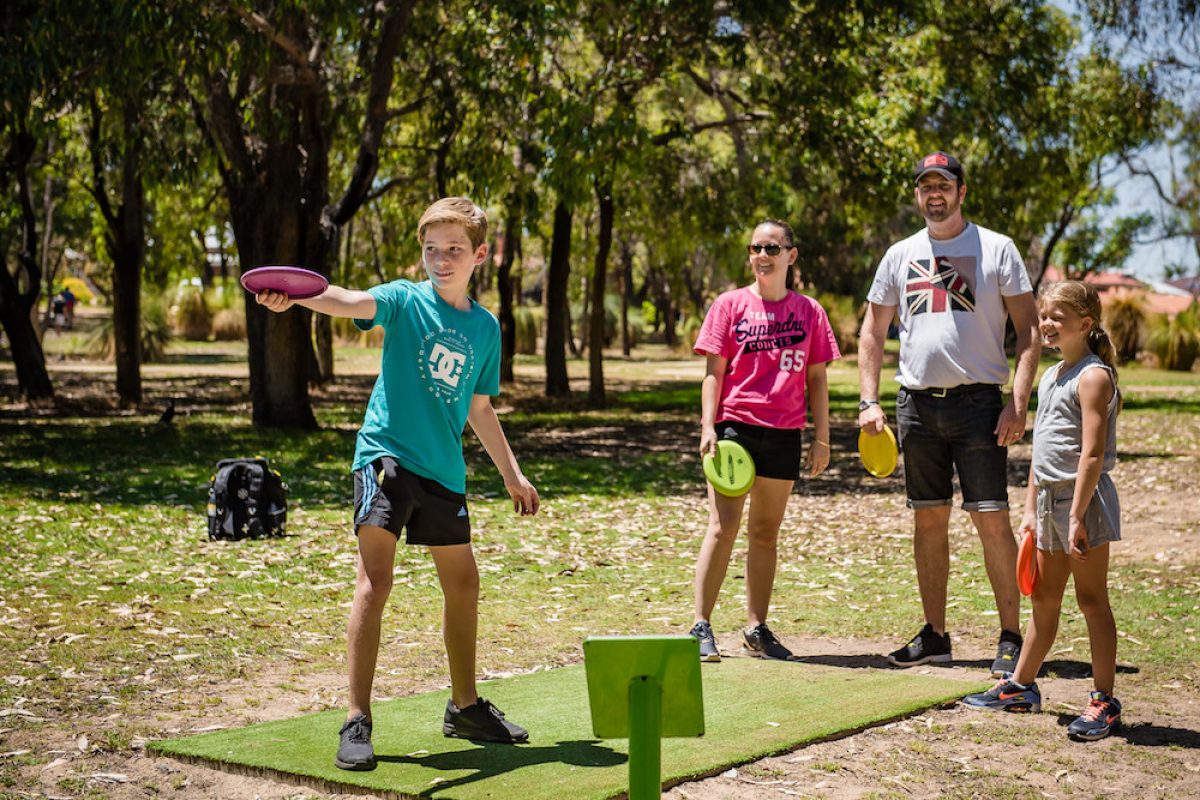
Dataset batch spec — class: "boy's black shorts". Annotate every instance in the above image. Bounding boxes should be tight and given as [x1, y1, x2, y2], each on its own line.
[353, 456, 471, 546]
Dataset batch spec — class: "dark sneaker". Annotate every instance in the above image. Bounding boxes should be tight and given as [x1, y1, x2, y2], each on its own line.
[990, 631, 1023, 678]
[887, 623, 952, 667]
[444, 698, 528, 743]
[742, 623, 797, 661]
[963, 677, 1042, 712]
[335, 713, 376, 771]
[1068, 691, 1122, 741]
[689, 620, 721, 662]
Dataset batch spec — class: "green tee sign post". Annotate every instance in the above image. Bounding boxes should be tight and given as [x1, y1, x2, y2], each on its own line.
[583, 636, 705, 799]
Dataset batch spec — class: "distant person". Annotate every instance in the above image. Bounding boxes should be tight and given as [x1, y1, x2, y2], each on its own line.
[858, 151, 1040, 676]
[256, 197, 540, 770]
[61, 286, 76, 329]
[688, 219, 840, 662]
[51, 293, 67, 334]
[965, 280, 1123, 741]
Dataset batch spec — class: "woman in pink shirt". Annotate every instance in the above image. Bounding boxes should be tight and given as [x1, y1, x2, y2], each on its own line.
[688, 220, 840, 662]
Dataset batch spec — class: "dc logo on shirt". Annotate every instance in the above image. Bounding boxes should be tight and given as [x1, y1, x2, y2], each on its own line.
[419, 329, 475, 403]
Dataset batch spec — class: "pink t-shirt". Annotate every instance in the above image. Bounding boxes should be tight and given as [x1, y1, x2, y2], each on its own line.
[694, 287, 841, 430]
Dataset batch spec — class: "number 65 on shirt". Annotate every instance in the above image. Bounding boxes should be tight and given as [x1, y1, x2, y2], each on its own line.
[779, 349, 806, 372]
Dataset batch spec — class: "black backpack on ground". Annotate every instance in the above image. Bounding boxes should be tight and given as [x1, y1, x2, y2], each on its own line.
[205, 458, 288, 540]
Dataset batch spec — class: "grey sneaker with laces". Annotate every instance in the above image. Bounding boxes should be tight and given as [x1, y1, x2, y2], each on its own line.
[689, 620, 721, 662]
[335, 713, 376, 771]
[742, 623, 798, 661]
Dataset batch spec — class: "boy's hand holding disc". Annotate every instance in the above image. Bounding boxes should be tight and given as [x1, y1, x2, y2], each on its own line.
[241, 265, 329, 306]
[857, 425, 898, 478]
[703, 439, 755, 497]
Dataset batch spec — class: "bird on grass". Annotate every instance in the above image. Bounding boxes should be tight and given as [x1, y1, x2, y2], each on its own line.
[157, 398, 176, 426]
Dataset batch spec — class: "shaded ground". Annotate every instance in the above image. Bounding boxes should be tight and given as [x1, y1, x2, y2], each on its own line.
[1, 346, 1198, 800]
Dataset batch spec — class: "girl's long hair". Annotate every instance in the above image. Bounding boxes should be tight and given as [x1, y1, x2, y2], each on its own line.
[1039, 280, 1119, 387]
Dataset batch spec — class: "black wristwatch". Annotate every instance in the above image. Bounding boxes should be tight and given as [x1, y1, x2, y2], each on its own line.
[858, 399, 879, 412]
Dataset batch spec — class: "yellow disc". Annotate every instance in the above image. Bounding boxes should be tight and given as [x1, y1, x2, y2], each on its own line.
[703, 439, 756, 497]
[858, 425, 898, 478]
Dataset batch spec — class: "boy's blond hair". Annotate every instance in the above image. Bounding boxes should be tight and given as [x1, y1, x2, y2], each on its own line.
[417, 197, 488, 249]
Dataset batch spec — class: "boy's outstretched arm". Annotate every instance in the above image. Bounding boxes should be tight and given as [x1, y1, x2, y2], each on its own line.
[467, 394, 539, 516]
[256, 285, 375, 319]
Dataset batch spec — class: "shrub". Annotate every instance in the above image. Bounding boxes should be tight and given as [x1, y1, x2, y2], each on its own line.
[87, 293, 171, 362]
[169, 284, 212, 340]
[1145, 304, 1200, 371]
[1102, 291, 1144, 364]
[211, 307, 246, 341]
[332, 316, 384, 347]
[61, 276, 94, 304]
[813, 292, 862, 355]
[514, 304, 542, 355]
[680, 314, 703, 352]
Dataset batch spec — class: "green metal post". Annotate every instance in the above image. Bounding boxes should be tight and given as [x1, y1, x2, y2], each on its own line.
[627, 675, 662, 800]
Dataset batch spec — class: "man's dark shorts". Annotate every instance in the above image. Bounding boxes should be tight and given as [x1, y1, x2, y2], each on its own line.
[353, 456, 470, 546]
[895, 384, 1008, 512]
[716, 420, 803, 481]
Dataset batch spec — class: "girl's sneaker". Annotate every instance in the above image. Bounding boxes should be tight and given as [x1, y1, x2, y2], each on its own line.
[962, 677, 1042, 713]
[1068, 691, 1122, 741]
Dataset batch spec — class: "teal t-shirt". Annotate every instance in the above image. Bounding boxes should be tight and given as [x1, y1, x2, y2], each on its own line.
[351, 280, 501, 493]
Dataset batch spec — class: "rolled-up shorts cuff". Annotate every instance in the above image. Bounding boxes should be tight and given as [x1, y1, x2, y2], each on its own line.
[962, 499, 1009, 512]
[907, 498, 953, 509]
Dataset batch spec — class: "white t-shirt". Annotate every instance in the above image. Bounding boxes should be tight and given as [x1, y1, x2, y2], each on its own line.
[867, 222, 1032, 390]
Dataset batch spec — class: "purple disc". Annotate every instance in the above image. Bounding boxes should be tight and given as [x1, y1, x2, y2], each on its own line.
[240, 266, 329, 300]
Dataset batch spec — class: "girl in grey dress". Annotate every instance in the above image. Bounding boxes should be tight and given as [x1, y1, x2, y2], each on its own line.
[963, 280, 1123, 741]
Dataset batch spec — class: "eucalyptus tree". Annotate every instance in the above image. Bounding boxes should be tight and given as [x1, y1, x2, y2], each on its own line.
[0, 0, 61, 404]
[182, 0, 422, 428]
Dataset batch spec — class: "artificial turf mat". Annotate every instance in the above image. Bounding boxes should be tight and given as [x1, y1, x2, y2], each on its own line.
[151, 659, 984, 799]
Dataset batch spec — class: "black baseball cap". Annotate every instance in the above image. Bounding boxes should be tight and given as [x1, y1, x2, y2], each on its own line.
[913, 151, 964, 183]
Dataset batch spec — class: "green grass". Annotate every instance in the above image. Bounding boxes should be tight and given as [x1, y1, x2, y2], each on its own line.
[1, 342, 1198, 776]
[150, 659, 982, 800]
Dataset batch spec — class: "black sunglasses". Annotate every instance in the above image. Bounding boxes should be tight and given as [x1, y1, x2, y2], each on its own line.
[748, 243, 788, 256]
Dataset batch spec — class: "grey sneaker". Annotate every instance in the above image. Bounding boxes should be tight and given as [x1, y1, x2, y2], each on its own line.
[444, 698, 528, 743]
[990, 632, 1023, 678]
[335, 713, 376, 771]
[689, 620, 721, 662]
[1067, 691, 1122, 741]
[742, 623, 797, 661]
[887, 623, 952, 667]
[963, 677, 1042, 713]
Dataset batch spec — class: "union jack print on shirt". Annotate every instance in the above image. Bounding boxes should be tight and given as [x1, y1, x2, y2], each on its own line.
[905, 257, 975, 314]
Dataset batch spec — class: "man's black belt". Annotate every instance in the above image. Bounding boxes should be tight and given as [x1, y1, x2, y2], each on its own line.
[903, 383, 1001, 398]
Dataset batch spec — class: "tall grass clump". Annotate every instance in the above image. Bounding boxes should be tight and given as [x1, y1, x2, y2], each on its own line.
[87, 292, 171, 362]
[1146, 304, 1200, 371]
[169, 283, 211, 340]
[1103, 291, 1145, 364]
[514, 304, 542, 355]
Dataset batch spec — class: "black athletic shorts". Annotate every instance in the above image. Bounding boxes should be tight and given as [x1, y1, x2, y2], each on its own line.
[715, 420, 803, 481]
[353, 456, 471, 546]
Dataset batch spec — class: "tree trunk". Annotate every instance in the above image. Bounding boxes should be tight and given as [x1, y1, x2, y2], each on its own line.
[544, 200, 572, 396]
[588, 180, 613, 406]
[0, 126, 55, 404]
[497, 195, 522, 383]
[619, 236, 633, 356]
[109, 103, 145, 409]
[314, 314, 333, 383]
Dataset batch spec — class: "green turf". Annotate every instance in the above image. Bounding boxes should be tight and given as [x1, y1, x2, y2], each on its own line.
[150, 659, 986, 799]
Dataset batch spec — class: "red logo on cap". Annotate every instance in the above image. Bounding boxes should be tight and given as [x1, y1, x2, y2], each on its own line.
[924, 154, 949, 167]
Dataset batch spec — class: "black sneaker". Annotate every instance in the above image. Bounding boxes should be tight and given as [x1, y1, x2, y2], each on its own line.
[335, 713, 376, 771]
[444, 698, 528, 743]
[962, 677, 1042, 713]
[742, 623, 798, 661]
[887, 623, 952, 667]
[990, 631, 1023, 678]
[1067, 691, 1122, 741]
[689, 620, 721, 662]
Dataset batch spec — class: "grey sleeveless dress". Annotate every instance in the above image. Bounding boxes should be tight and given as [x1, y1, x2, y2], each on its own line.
[1031, 354, 1121, 552]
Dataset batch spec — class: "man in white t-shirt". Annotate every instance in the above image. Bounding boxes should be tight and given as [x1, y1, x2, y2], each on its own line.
[858, 151, 1040, 678]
